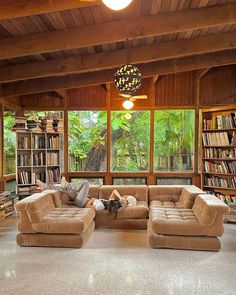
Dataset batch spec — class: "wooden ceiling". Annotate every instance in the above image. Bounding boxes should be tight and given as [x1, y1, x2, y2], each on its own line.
[0, 0, 236, 97]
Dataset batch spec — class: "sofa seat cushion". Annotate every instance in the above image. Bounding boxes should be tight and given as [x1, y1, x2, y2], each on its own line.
[95, 201, 149, 219]
[31, 208, 95, 234]
[149, 207, 210, 236]
[149, 200, 181, 209]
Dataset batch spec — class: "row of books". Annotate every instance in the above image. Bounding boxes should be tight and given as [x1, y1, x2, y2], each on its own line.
[32, 172, 46, 184]
[0, 192, 19, 219]
[204, 161, 236, 174]
[47, 152, 59, 166]
[17, 136, 31, 149]
[17, 154, 31, 167]
[48, 167, 60, 183]
[47, 136, 59, 149]
[204, 176, 236, 189]
[18, 185, 39, 197]
[18, 171, 31, 184]
[207, 191, 236, 204]
[202, 132, 236, 146]
[203, 147, 236, 159]
[33, 152, 45, 166]
[203, 113, 236, 130]
[33, 135, 46, 149]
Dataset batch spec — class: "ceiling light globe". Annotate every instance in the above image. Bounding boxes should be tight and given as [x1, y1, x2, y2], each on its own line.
[102, 0, 133, 10]
[122, 100, 134, 110]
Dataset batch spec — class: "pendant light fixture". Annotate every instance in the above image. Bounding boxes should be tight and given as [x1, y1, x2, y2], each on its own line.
[122, 100, 134, 110]
[101, 0, 133, 11]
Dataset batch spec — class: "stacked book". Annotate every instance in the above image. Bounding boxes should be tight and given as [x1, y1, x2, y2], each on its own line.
[12, 117, 27, 131]
[18, 185, 39, 198]
[0, 191, 19, 219]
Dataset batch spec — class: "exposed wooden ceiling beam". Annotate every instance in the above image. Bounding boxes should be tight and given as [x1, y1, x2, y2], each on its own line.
[54, 89, 66, 99]
[2, 50, 236, 97]
[0, 0, 98, 20]
[1, 31, 236, 83]
[0, 2, 236, 60]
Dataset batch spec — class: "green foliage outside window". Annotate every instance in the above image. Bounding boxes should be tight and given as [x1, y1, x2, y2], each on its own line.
[68, 111, 107, 172]
[4, 111, 16, 174]
[111, 111, 150, 172]
[154, 110, 195, 172]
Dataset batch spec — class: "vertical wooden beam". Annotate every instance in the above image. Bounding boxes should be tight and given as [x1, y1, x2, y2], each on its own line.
[105, 85, 112, 184]
[63, 96, 69, 180]
[148, 78, 156, 185]
[0, 93, 4, 189]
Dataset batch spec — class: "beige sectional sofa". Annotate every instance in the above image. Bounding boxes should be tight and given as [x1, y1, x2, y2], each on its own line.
[15, 190, 95, 248]
[14, 185, 229, 251]
[95, 185, 149, 229]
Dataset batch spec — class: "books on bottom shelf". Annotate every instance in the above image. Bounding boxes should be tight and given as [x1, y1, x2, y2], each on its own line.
[206, 191, 236, 205]
[18, 185, 39, 197]
[0, 192, 19, 219]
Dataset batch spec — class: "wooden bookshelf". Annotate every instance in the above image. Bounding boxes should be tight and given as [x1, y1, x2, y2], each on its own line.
[201, 106, 236, 222]
[16, 131, 61, 198]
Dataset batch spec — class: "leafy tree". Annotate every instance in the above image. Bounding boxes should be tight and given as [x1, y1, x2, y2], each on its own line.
[4, 112, 16, 174]
[154, 110, 194, 171]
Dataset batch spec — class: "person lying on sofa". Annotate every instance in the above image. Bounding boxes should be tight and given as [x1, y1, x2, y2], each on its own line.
[86, 189, 137, 213]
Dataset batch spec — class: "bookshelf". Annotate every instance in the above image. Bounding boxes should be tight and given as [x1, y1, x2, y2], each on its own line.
[16, 131, 61, 198]
[201, 106, 236, 222]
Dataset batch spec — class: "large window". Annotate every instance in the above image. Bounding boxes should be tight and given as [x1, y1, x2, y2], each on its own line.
[111, 111, 150, 172]
[68, 111, 107, 172]
[154, 110, 195, 172]
[4, 110, 16, 174]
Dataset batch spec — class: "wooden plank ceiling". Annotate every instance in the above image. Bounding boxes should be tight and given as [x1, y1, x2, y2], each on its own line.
[0, 0, 236, 96]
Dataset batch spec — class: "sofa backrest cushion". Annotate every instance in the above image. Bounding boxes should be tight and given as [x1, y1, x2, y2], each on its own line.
[192, 196, 217, 225]
[178, 188, 197, 209]
[192, 194, 229, 236]
[148, 185, 183, 202]
[87, 185, 101, 199]
[24, 192, 55, 223]
[99, 185, 148, 202]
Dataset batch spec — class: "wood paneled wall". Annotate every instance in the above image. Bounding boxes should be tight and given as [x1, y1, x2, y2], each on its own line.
[155, 71, 197, 107]
[11, 65, 236, 110]
[21, 92, 64, 109]
[67, 85, 107, 109]
[200, 65, 236, 106]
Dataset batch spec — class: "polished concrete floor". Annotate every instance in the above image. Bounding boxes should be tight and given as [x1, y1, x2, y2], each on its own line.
[1, 216, 236, 295]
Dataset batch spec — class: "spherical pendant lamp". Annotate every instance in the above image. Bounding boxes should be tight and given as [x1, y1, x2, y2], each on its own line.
[114, 64, 142, 95]
[102, 0, 133, 11]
